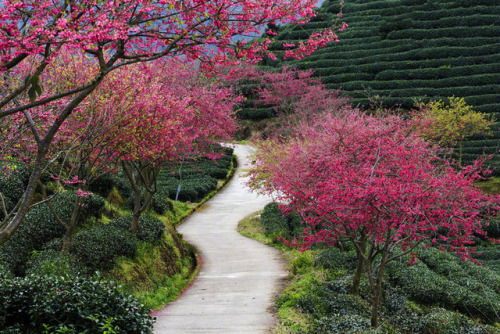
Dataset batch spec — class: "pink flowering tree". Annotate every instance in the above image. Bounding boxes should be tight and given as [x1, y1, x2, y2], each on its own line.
[2, 50, 238, 249]
[113, 60, 238, 236]
[247, 109, 499, 327]
[223, 64, 349, 138]
[255, 66, 349, 119]
[0, 0, 344, 244]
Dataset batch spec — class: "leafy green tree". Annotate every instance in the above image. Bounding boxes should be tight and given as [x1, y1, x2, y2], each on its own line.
[412, 96, 494, 165]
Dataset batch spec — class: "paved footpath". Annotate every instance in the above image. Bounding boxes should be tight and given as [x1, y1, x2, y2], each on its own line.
[153, 144, 287, 334]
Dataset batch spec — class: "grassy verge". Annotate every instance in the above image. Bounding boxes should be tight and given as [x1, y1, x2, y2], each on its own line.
[478, 176, 500, 195]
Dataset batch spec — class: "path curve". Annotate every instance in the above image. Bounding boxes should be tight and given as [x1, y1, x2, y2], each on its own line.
[153, 144, 287, 334]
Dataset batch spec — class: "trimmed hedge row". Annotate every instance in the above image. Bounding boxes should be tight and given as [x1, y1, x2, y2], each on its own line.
[152, 147, 234, 204]
[307, 245, 499, 332]
[386, 253, 500, 324]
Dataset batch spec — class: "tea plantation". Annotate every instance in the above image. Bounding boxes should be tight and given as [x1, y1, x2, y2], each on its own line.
[239, 0, 499, 170]
[0, 146, 235, 333]
[250, 203, 500, 333]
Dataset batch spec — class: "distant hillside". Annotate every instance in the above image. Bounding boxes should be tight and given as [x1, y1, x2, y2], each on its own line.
[239, 0, 499, 170]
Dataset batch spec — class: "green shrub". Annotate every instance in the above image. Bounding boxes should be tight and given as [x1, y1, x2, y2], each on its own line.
[314, 314, 373, 334]
[151, 190, 172, 214]
[0, 275, 155, 333]
[417, 308, 488, 334]
[0, 203, 66, 275]
[89, 173, 117, 197]
[108, 214, 165, 244]
[0, 258, 13, 279]
[71, 226, 138, 273]
[80, 193, 106, 221]
[386, 252, 500, 324]
[25, 249, 80, 277]
[260, 202, 303, 239]
[315, 248, 358, 271]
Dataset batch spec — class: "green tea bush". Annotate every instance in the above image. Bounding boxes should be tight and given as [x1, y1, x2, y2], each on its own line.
[71, 225, 138, 274]
[80, 193, 106, 220]
[0, 203, 66, 275]
[151, 190, 172, 214]
[89, 173, 117, 197]
[25, 249, 80, 277]
[386, 253, 500, 323]
[417, 308, 488, 334]
[0, 258, 13, 279]
[314, 314, 373, 334]
[260, 202, 303, 239]
[108, 214, 165, 244]
[315, 248, 358, 271]
[0, 275, 155, 333]
[174, 176, 218, 202]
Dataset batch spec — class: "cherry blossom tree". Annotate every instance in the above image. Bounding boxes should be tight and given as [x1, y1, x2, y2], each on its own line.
[2, 49, 238, 249]
[247, 109, 499, 327]
[0, 0, 344, 244]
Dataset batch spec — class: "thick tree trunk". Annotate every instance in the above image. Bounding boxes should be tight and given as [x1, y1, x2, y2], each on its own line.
[131, 190, 142, 235]
[0, 153, 44, 244]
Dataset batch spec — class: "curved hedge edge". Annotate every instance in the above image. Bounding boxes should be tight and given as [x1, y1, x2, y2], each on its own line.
[174, 152, 238, 227]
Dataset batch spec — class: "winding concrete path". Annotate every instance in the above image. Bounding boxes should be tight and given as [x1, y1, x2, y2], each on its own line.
[153, 144, 287, 334]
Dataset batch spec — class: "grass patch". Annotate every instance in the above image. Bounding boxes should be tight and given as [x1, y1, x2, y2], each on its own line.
[478, 177, 500, 195]
[109, 232, 196, 310]
[238, 212, 320, 333]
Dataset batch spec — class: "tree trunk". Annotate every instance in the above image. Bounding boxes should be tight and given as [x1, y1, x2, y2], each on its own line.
[351, 236, 367, 295]
[0, 80, 102, 245]
[131, 190, 142, 235]
[370, 255, 388, 328]
[0, 149, 45, 244]
[62, 196, 83, 251]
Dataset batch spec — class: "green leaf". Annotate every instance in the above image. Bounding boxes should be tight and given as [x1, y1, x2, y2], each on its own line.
[28, 87, 37, 102]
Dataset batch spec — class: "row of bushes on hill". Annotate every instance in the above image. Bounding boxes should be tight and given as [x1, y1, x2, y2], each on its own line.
[295, 44, 500, 64]
[301, 53, 500, 71]
[338, 75, 498, 91]
[308, 37, 498, 55]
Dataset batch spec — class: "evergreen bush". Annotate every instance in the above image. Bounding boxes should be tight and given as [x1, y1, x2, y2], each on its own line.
[0, 275, 155, 333]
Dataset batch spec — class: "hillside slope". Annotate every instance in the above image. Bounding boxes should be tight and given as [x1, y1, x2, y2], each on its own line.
[243, 0, 499, 170]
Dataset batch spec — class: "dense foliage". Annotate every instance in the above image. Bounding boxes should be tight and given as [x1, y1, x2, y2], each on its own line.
[249, 109, 499, 326]
[0, 275, 155, 334]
